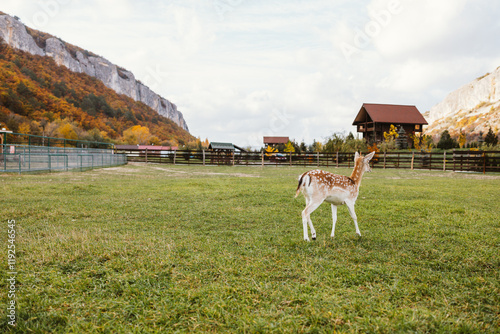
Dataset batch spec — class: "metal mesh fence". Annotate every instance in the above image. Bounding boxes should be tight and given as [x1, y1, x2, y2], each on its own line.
[1, 145, 127, 173]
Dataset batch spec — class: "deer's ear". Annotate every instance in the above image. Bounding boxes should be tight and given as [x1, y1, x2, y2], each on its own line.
[365, 151, 376, 161]
[355, 152, 360, 160]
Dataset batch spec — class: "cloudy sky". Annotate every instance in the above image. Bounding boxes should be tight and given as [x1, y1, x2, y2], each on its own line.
[3, 0, 500, 148]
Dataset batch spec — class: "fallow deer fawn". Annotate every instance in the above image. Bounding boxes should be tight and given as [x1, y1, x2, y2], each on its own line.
[295, 151, 375, 241]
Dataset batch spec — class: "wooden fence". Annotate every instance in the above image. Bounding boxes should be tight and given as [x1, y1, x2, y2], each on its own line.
[115, 148, 500, 173]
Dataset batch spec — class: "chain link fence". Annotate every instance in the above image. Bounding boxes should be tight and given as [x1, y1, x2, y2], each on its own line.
[1, 145, 127, 173]
[0, 132, 126, 173]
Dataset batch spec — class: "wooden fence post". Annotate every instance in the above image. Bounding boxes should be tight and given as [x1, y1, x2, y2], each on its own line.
[145, 148, 148, 163]
[317, 152, 319, 167]
[443, 151, 446, 171]
[261, 151, 264, 167]
[411, 152, 414, 170]
[453, 150, 455, 171]
[483, 152, 486, 174]
[203, 149, 205, 166]
[173, 150, 176, 165]
[336, 151, 339, 168]
[384, 151, 386, 169]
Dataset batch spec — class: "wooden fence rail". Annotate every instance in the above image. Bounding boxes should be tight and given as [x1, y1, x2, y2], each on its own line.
[115, 149, 500, 173]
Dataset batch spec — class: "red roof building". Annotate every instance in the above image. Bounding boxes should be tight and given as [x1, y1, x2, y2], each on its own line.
[263, 136, 289, 146]
[352, 103, 428, 143]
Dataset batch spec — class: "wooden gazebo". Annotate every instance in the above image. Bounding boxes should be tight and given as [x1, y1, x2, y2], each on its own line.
[208, 142, 246, 165]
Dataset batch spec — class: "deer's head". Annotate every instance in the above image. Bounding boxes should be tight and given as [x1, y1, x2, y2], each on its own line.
[354, 151, 376, 173]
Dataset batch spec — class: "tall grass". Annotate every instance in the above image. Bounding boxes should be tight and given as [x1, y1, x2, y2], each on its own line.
[1, 164, 499, 333]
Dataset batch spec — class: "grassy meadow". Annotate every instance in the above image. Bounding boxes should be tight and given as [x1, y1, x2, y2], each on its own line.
[1, 163, 499, 333]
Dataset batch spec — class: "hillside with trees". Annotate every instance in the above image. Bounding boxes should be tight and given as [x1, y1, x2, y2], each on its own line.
[0, 39, 195, 146]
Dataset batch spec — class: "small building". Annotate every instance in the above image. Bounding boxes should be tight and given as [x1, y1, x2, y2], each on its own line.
[263, 136, 289, 147]
[352, 103, 428, 143]
[208, 142, 247, 165]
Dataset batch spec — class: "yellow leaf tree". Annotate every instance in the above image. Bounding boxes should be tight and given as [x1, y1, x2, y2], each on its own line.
[458, 131, 466, 148]
[122, 125, 151, 145]
[383, 124, 399, 142]
[284, 140, 295, 153]
[18, 122, 31, 134]
[58, 123, 78, 140]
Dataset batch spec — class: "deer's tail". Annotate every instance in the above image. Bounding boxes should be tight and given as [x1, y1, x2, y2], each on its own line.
[295, 172, 310, 198]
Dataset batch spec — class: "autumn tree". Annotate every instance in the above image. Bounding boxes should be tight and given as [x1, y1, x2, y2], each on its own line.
[284, 140, 295, 153]
[18, 122, 31, 134]
[383, 124, 399, 142]
[58, 122, 78, 140]
[122, 125, 151, 145]
[458, 130, 467, 149]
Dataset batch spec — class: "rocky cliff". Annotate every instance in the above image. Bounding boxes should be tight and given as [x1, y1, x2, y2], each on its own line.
[0, 13, 189, 132]
[424, 66, 500, 138]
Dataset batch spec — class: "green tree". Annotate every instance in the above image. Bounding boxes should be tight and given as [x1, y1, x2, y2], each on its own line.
[484, 127, 498, 146]
[324, 133, 344, 153]
[437, 130, 458, 150]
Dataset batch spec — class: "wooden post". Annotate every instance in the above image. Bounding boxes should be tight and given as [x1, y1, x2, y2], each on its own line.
[453, 150, 455, 171]
[383, 151, 386, 169]
[317, 152, 319, 167]
[336, 151, 339, 168]
[261, 151, 264, 167]
[173, 150, 176, 165]
[289, 152, 292, 166]
[232, 150, 235, 166]
[443, 151, 446, 171]
[145, 148, 148, 163]
[203, 149, 205, 166]
[483, 152, 486, 174]
[411, 152, 414, 170]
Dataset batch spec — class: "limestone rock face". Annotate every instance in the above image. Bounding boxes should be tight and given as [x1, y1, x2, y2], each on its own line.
[0, 15, 44, 56]
[425, 66, 500, 137]
[0, 14, 189, 132]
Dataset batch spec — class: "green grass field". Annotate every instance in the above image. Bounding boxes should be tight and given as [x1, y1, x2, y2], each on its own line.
[1, 164, 499, 333]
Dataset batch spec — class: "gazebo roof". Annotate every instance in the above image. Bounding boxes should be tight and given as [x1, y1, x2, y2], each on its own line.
[209, 142, 247, 152]
[209, 142, 235, 150]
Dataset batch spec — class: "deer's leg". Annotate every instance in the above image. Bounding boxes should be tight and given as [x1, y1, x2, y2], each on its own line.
[302, 200, 321, 241]
[346, 202, 361, 236]
[330, 204, 338, 238]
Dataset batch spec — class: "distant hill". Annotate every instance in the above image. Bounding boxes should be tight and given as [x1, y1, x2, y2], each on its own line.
[0, 39, 194, 145]
[424, 66, 500, 140]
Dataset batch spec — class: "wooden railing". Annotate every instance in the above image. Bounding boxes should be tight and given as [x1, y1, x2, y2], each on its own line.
[115, 148, 500, 173]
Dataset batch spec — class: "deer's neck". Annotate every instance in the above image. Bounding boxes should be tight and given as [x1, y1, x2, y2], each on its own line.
[349, 162, 364, 187]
